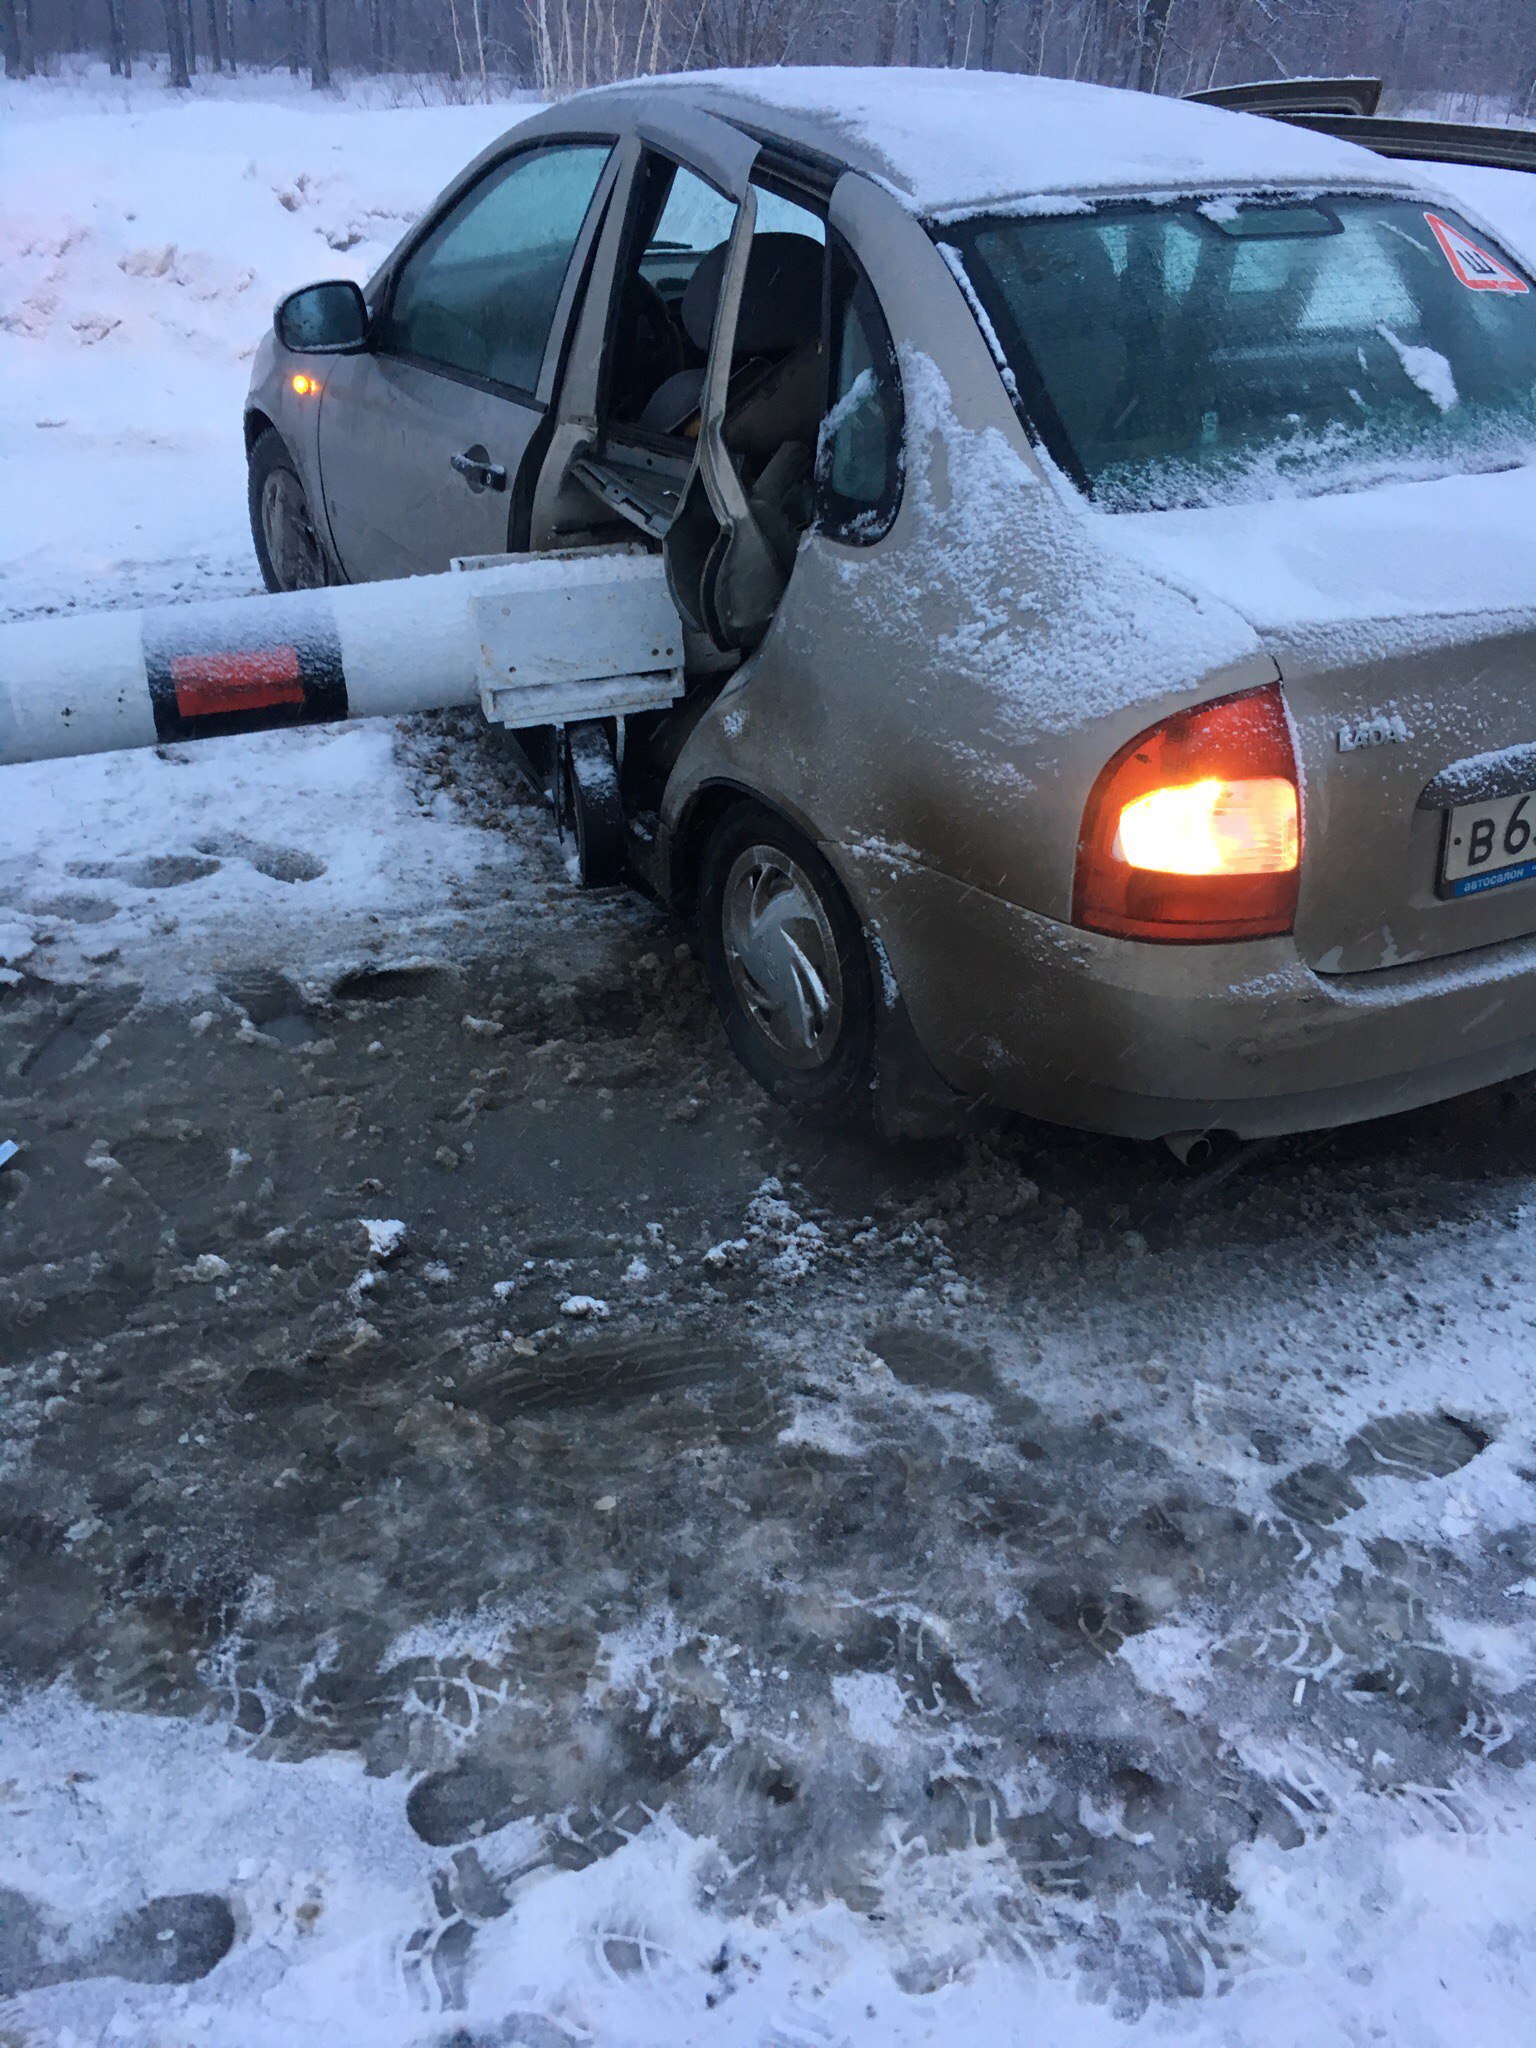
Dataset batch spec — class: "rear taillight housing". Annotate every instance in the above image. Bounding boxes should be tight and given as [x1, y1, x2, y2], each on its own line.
[1073, 683, 1301, 943]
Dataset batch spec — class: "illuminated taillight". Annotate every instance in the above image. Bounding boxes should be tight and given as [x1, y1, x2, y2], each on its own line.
[1074, 683, 1301, 943]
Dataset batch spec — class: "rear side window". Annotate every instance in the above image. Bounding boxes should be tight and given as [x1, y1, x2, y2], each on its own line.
[381, 142, 611, 395]
[816, 240, 904, 543]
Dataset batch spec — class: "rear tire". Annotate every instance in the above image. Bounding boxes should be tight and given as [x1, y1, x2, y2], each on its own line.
[248, 427, 330, 593]
[697, 803, 875, 1114]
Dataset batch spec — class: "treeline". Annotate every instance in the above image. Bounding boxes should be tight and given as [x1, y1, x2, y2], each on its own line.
[3, 0, 1533, 115]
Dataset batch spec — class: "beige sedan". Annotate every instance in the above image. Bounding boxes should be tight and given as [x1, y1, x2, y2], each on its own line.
[246, 68, 1536, 1144]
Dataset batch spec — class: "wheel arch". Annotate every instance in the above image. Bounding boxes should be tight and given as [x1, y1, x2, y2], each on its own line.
[243, 407, 278, 457]
[669, 779, 829, 913]
[673, 777, 970, 1131]
[669, 777, 891, 993]
[246, 412, 340, 590]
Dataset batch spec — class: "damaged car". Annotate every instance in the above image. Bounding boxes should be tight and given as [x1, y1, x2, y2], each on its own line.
[245, 68, 1536, 1144]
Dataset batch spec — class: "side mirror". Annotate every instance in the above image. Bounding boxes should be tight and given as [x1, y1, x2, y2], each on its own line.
[274, 279, 369, 354]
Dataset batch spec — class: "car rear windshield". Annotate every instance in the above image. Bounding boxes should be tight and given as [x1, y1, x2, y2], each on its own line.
[944, 195, 1536, 512]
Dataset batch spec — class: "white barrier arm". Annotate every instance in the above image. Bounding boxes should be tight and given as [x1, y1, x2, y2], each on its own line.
[0, 551, 683, 770]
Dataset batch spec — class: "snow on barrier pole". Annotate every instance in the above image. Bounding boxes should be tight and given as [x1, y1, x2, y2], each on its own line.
[0, 550, 685, 770]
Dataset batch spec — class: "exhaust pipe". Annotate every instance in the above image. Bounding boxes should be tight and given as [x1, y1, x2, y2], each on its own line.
[1163, 1129, 1215, 1168]
[0, 551, 683, 769]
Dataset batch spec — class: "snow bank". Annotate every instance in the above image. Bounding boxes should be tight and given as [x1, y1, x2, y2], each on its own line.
[0, 70, 552, 990]
[0, 70, 533, 621]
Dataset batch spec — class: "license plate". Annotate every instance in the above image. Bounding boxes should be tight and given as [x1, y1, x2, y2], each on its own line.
[1441, 788, 1536, 897]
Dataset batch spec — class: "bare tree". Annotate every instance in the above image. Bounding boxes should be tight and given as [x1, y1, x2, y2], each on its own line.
[689, 0, 815, 68]
[103, 0, 129, 72]
[311, 0, 332, 85]
[2, 0, 32, 76]
[980, 0, 1003, 65]
[2, 0, 1532, 128]
[161, 0, 190, 85]
[1132, 0, 1175, 88]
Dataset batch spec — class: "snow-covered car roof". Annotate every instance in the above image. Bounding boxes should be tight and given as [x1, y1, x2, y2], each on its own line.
[584, 66, 1425, 218]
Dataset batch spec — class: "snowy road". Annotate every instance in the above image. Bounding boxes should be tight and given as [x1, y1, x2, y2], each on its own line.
[3, 67, 1536, 2048]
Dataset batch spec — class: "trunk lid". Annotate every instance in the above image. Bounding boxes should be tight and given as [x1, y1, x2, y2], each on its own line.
[1103, 464, 1536, 973]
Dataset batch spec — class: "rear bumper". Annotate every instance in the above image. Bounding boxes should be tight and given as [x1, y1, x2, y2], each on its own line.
[841, 852, 1536, 1140]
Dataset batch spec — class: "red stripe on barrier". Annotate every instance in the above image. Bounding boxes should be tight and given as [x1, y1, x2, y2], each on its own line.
[172, 646, 305, 720]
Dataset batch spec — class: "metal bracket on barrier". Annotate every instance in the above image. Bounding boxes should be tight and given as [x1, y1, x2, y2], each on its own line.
[455, 547, 686, 730]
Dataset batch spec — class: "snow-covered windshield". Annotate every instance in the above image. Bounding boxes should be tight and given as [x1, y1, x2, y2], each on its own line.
[944, 195, 1536, 512]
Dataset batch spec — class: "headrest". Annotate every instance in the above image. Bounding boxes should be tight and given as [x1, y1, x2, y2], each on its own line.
[680, 232, 824, 357]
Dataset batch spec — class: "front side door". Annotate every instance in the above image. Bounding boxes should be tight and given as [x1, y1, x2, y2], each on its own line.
[318, 139, 617, 581]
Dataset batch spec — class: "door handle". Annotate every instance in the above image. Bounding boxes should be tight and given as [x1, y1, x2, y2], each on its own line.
[451, 447, 507, 493]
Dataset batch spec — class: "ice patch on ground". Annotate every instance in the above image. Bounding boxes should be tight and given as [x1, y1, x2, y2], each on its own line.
[832, 1669, 908, 1749]
[588, 1608, 691, 1706]
[382, 1608, 525, 1673]
[1117, 1619, 1217, 1717]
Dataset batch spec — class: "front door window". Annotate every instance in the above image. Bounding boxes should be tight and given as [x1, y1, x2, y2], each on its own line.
[378, 142, 613, 397]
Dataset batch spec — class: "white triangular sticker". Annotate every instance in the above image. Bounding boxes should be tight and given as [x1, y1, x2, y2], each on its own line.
[1425, 211, 1529, 293]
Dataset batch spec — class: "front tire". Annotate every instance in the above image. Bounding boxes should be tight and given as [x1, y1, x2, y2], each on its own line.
[697, 803, 875, 1114]
[559, 722, 627, 888]
[248, 427, 330, 593]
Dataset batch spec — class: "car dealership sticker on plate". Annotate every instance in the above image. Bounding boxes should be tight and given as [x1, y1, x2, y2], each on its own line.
[1424, 212, 1529, 294]
[1440, 789, 1536, 898]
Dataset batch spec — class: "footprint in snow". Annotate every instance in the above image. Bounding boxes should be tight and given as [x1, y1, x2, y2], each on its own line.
[0, 1886, 235, 1996]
